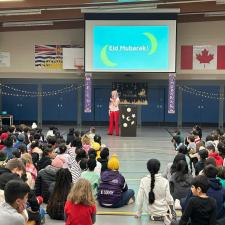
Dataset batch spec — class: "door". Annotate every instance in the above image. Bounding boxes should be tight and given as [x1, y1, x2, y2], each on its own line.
[94, 88, 111, 122]
[2, 84, 38, 122]
[42, 84, 77, 122]
[183, 86, 219, 124]
[141, 87, 165, 122]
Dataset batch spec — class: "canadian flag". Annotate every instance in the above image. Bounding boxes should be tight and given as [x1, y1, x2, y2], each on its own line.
[181, 45, 225, 70]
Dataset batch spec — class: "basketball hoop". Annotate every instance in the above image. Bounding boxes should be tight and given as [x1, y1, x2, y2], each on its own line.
[74, 57, 84, 71]
[75, 64, 83, 70]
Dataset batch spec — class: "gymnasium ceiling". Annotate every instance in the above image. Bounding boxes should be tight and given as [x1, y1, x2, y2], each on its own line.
[1, 0, 225, 31]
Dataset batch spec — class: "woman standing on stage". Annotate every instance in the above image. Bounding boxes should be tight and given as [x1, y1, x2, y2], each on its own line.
[108, 90, 120, 136]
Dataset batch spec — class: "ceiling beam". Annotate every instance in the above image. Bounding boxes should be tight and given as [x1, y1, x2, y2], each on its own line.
[0, 0, 120, 10]
[0, 9, 83, 22]
[0, 20, 84, 32]
[158, 1, 225, 14]
[178, 14, 225, 22]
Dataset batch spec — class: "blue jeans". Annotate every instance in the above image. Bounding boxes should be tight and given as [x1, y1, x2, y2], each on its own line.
[111, 189, 135, 208]
[40, 207, 46, 219]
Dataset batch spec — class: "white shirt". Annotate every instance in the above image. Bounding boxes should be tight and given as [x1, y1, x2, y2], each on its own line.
[94, 161, 102, 176]
[109, 97, 120, 112]
[136, 173, 174, 217]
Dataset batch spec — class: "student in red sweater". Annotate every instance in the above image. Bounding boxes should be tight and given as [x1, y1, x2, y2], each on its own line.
[64, 178, 96, 225]
[206, 141, 223, 167]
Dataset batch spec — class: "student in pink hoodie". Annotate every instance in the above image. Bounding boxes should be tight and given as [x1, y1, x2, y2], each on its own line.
[81, 135, 91, 154]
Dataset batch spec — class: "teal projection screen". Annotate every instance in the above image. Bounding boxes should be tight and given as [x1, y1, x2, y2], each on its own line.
[85, 20, 176, 72]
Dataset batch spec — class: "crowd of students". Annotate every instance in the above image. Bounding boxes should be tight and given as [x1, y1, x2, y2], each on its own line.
[0, 124, 225, 225]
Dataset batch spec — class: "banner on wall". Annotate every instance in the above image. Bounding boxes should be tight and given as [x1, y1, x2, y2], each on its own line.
[35, 45, 71, 69]
[0, 52, 10, 67]
[181, 45, 225, 70]
[84, 73, 92, 113]
[168, 73, 176, 114]
[112, 82, 148, 105]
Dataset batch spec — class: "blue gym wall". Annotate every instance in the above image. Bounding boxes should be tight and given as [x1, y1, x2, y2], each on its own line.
[0, 79, 222, 126]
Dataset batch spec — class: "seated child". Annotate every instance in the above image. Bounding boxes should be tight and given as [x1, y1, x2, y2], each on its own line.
[204, 165, 225, 219]
[187, 135, 198, 170]
[65, 178, 96, 225]
[81, 156, 100, 198]
[82, 134, 91, 154]
[98, 154, 134, 208]
[174, 175, 217, 225]
[136, 159, 175, 224]
[0, 180, 30, 225]
[55, 143, 71, 169]
[195, 149, 208, 176]
[170, 160, 193, 201]
[206, 142, 223, 167]
[88, 149, 101, 175]
[97, 147, 109, 173]
[88, 127, 96, 140]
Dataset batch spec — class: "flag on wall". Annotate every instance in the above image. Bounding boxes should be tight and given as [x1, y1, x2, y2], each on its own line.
[35, 45, 70, 69]
[181, 45, 225, 70]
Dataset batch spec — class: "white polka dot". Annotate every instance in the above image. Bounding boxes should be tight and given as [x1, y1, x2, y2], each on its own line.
[123, 123, 128, 127]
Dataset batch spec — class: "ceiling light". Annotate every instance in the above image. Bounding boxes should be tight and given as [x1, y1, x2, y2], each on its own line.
[0, 9, 41, 16]
[216, 0, 225, 4]
[205, 11, 225, 17]
[81, 7, 180, 14]
[0, 0, 24, 2]
[2, 19, 82, 27]
[3, 21, 53, 27]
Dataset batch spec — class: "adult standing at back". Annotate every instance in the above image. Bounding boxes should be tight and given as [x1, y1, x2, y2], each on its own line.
[108, 90, 120, 136]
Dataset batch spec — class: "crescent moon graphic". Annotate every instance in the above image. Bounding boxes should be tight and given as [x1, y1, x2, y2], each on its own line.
[100, 45, 117, 67]
[126, 116, 131, 121]
[143, 32, 158, 55]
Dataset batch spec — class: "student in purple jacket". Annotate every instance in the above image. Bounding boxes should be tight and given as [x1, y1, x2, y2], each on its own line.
[98, 154, 134, 208]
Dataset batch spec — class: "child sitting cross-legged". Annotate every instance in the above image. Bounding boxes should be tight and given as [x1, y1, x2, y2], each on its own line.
[64, 178, 96, 225]
[136, 159, 176, 225]
[171, 175, 217, 225]
[81, 155, 100, 198]
[98, 154, 134, 208]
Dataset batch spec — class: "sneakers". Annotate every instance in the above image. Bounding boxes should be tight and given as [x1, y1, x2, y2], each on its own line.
[150, 215, 172, 225]
[150, 215, 164, 221]
[163, 215, 172, 225]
